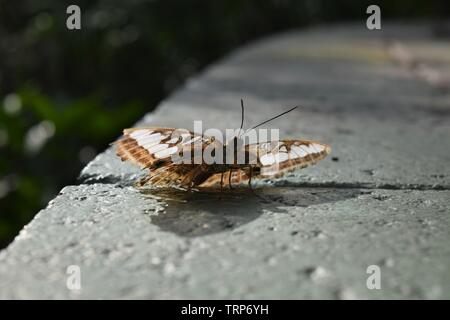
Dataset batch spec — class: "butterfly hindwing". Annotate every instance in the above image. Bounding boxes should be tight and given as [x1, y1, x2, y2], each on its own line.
[199, 139, 331, 187]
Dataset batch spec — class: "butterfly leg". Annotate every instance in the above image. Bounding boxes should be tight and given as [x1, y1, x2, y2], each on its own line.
[247, 165, 264, 199]
[228, 169, 233, 189]
[248, 165, 259, 198]
[248, 166, 253, 189]
[220, 172, 224, 192]
[187, 178, 193, 192]
[185, 165, 203, 191]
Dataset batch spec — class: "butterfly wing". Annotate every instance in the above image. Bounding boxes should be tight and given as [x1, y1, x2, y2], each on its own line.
[115, 127, 215, 187]
[115, 127, 211, 169]
[199, 139, 331, 187]
[249, 139, 331, 177]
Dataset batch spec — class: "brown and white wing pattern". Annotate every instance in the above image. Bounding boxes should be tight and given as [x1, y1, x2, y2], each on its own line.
[138, 163, 222, 188]
[200, 139, 331, 187]
[199, 169, 250, 188]
[250, 139, 331, 177]
[115, 127, 209, 169]
[115, 127, 213, 187]
[115, 128, 331, 189]
[136, 163, 194, 187]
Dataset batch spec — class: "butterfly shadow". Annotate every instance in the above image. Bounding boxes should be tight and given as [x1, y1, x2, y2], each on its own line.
[140, 187, 362, 237]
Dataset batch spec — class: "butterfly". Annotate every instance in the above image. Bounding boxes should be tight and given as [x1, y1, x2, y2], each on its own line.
[114, 100, 331, 190]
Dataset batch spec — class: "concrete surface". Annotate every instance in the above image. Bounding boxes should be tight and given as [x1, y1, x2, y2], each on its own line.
[1, 23, 450, 299]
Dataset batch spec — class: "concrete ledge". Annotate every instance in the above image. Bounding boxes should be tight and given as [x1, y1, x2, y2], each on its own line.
[1, 184, 449, 299]
[1, 23, 449, 299]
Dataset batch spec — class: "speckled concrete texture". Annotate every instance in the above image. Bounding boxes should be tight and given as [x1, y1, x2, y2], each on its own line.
[1, 23, 449, 299]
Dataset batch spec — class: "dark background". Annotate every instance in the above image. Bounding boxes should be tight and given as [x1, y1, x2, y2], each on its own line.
[0, 0, 448, 248]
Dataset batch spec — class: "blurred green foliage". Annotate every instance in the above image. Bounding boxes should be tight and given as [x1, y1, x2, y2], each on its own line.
[0, 0, 448, 248]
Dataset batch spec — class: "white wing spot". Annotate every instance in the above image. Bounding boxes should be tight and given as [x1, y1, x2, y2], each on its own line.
[308, 144, 319, 153]
[312, 143, 324, 152]
[299, 145, 310, 156]
[274, 152, 289, 163]
[146, 143, 168, 154]
[181, 133, 192, 140]
[166, 137, 180, 144]
[142, 140, 161, 149]
[260, 153, 276, 166]
[135, 133, 163, 146]
[292, 146, 306, 158]
[289, 148, 299, 159]
[184, 136, 202, 144]
[155, 146, 179, 158]
[130, 129, 153, 139]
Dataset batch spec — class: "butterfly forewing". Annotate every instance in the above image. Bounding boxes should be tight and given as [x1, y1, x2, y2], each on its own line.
[115, 127, 212, 169]
[251, 139, 331, 177]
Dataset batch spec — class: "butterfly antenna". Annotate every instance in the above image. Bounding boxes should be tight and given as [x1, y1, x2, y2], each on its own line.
[238, 99, 245, 138]
[247, 106, 298, 132]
